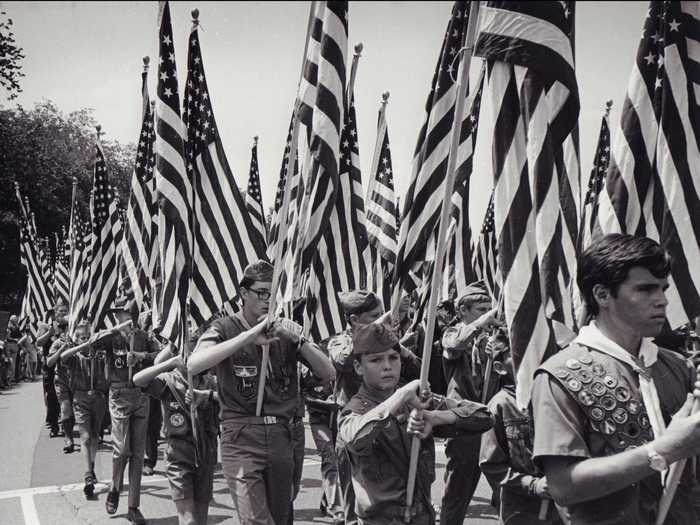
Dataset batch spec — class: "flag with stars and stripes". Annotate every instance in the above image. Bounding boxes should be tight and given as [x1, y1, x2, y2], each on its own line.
[472, 191, 500, 301]
[366, 95, 398, 310]
[245, 138, 268, 248]
[155, 1, 192, 350]
[392, 1, 480, 305]
[15, 185, 54, 336]
[598, 1, 700, 328]
[123, 60, 157, 312]
[68, 205, 92, 335]
[87, 140, 124, 330]
[278, 1, 346, 308]
[53, 228, 70, 306]
[305, 94, 368, 340]
[475, 0, 580, 408]
[184, 14, 267, 328]
[579, 101, 612, 251]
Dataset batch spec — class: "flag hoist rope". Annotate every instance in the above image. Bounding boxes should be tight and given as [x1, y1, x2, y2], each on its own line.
[402, 2, 481, 522]
[256, 1, 318, 417]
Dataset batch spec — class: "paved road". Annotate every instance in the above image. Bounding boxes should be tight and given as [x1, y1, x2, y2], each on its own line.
[0, 379, 499, 525]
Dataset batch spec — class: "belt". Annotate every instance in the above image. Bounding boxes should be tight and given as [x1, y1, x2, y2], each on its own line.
[110, 381, 136, 389]
[223, 415, 288, 426]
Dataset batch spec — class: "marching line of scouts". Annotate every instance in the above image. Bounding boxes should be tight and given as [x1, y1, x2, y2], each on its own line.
[19, 232, 700, 525]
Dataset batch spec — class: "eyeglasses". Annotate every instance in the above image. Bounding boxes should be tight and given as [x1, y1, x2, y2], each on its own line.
[247, 288, 271, 301]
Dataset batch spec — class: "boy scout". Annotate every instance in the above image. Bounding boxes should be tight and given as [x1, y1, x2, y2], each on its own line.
[60, 321, 109, 498]
[46, 315, 76, 453]
[338, 317, 494, 525]
[101, 298, 160, 525]
[37, 301, 69, 437]
[440, 281, 503, 524]
[532, 234, 700, 525]
[134, 347, 218, 525]
[188, 260, 335, 525]
[479, 352, 565, 524]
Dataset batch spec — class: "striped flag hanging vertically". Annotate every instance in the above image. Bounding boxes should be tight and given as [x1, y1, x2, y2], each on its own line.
[245, 136, 268, 248]
[123, 57, 157, 311]
[392, 1, 477, 301]
[579, 100, 612, 251]
[472, 191, 500, 301]
[53, 227, 70, 306]
[155, 1, 192, 349]
[475, 1, 580, 408]
[68, 205, 92, 334]
[87, 134, 124, 330]
[598, 1, 700, 328]
[184, 11, 266, 327]
[366, 92, 398, 310]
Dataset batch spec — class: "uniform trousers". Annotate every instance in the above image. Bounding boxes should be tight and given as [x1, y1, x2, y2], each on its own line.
[310, 412, 342, 517]
[109, 386, 149, 508]
[55, 380, 74, 423]
[144, 396, 162, 469]
[220, 420, 294, 525]
[440, 434, 483, 525]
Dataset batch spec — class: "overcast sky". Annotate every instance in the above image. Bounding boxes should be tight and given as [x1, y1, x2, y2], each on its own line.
[3, 1, 647, 227]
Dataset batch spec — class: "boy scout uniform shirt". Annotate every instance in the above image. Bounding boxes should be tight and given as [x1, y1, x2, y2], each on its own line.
[442, 322, 496, 402]
[99, 330, 160, 384]
[338, 384, 494, 522]
[532, 343, 697, 525]
[65, 351, 109, 393]
[48, 335, 72, 387]
[195, 313, 305, 421]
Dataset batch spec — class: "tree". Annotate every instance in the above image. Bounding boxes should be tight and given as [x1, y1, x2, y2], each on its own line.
[0, 11, 24, 100]
[0, 101, 134, 311]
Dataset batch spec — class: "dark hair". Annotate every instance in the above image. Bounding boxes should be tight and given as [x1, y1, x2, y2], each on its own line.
[578, 234, 671, 316]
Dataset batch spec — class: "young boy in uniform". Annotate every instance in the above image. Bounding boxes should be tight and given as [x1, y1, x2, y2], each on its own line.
[338, 318, 494, 525]
[46, 315, 75, 453]
[134, 347, 218, 525]
[60, 321, 109, 498]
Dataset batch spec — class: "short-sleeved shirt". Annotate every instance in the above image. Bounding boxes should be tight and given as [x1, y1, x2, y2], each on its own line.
[64, 350, 109, 393]
[98, 330, 160, 384]
[48, 335, 73, 386]
[194, 313, 303, 421]
[532, 344, 696, 525]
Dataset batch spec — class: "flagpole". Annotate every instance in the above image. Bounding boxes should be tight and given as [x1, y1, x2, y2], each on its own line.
[368, 91, 390, 202]
[347, 42, 363, 100]
[403, 2, 481, 521]
[255, 1, 318, 417]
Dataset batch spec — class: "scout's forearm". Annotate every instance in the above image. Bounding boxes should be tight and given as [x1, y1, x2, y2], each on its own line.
[133, 359, 175, 388]
[300, 341, 335, 382]
[188, 329, 257, 376]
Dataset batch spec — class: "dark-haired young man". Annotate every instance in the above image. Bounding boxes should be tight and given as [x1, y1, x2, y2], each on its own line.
[532, 233, 700, 525]
[188, 260, 335, 525]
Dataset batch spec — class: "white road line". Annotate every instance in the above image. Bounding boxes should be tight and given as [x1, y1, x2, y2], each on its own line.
[0, 457, 322, 501]
[20, 494, 41, 525]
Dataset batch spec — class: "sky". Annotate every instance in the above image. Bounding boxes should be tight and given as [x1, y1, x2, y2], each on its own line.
[3, 1, 648, 228]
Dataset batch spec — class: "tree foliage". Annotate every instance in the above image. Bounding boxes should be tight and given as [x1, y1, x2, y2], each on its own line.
[0, 101, 134, 311]
[0, 11, 24, 100]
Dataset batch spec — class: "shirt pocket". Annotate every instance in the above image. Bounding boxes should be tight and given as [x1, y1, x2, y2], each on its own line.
[502, 415, 536, 472]
[232, 363, 259, 400]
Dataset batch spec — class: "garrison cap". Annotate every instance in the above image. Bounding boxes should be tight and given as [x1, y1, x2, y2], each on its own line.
[338, 290, 381, 317]
[108, 296, 140, 322]
[241, 260, 274, 284]
[456, 281, 490, 308]
[352, 317, 400, 356]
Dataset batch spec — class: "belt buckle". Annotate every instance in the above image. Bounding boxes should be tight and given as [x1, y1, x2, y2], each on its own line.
[88, 389, 95, 396]
[263, 416, 277, 425]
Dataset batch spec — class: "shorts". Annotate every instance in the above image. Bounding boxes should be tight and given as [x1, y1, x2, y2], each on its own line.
[55, 382, 74, 422]
[166, 438, 217, 502]
[73, 390, 107, 437]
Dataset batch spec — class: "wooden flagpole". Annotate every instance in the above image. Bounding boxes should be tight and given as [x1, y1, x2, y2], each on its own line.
[256, 1, 318, 417]
[402, 2, 481, 521]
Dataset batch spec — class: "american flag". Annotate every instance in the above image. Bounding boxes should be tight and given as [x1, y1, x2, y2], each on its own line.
[245, 136, 268, 248]
[283, 1, 346, 305]
[446, 65, 486, 299]
[475, 0, 580, 408]
[15, 184, 53, 335]
[366, 92, 398, 310]
[87, 136, 124, 330]
[305, 93, 368, 340]
[392, 1, 478, 306]
[598, 1, 700, 328]
[155, 1, 192, 350]
[184, 12, 266, 328]
[472, 191, 500, 301]
[68, 204, 92, 335]
[579, 100, 612, 251]
[53, 227, 70, 306]
[123, 58, 157, 311]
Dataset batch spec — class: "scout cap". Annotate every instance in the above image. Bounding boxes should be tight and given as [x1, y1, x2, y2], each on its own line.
[352, 316, 399, 356]
[108, 296, 139, 323]
[240, 260, 274, 286]
[456, 281, 490, 309]
[337, 290, 381, 317]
